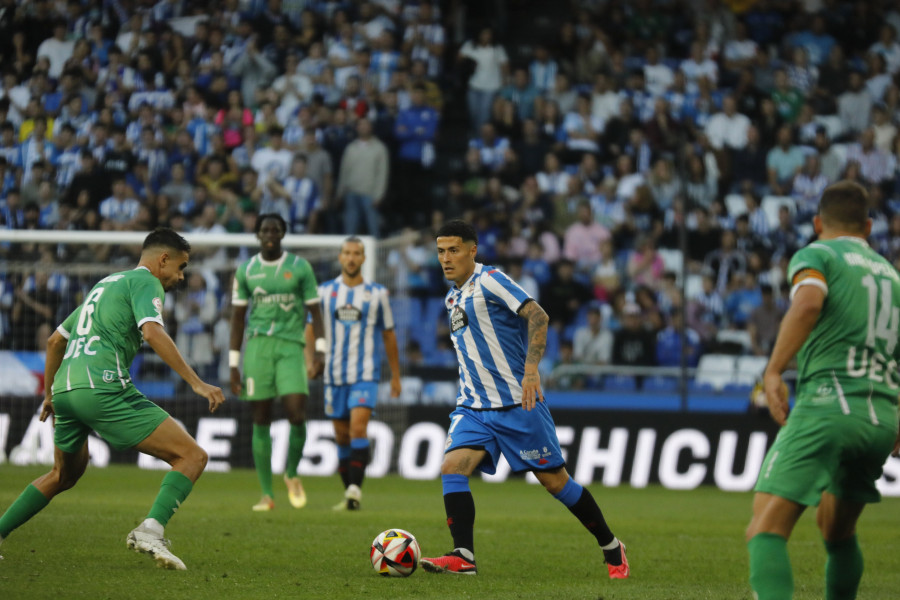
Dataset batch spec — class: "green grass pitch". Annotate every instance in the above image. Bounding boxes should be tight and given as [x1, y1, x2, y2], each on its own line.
[1, 465, 899, 599]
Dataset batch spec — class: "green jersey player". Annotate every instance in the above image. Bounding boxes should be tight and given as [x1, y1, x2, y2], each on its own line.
[229, 213, 326, 511]
[746, 181, 900, 600]
[0, 228, 225, 570]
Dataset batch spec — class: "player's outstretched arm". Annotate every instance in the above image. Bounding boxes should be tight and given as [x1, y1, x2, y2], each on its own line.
[40, 329, 68, 423]
[142, 321, 225, 413]
[518, 300, 550, 411]
[229, 304, 248, 395]
[763, 283, 824, 426]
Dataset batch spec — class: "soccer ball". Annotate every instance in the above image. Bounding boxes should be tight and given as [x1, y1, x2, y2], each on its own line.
[370, 528, 421, 577]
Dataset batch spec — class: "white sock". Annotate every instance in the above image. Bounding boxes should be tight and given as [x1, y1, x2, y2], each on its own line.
[454, 547, 475, 561]
[141, 518, 164, 536]
[601, 537, 620, 551]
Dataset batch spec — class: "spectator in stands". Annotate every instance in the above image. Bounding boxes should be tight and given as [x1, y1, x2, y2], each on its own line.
[792, 154, 828, 220]
[561, 93, 602, 155]
[724, 272, 762, 329]
[786, 47, 818, 99]
[395, 82, 439, 229]
[645, 157, 681, 211]
[680, 41, 718, 95]
[730, 124, 770, 193]
[459, 26, 509, 131]
[547, 71, 578, 117]
[10, 270, 60, 351]
[766, 124, 804, 195]
[626, 235, 664, 290]
[866, 52, 892, 103]
[642, 46, 674, 98]
[771, 68, 804, 123]
[611, 301, 656, 368]
[683, 153, 718, 211]
[563, 200, 610, 271]
[655, 309, 702, 368]
[723, 21, 758, 81]
[572, 306, 612, 365]
[846, 127, 893, 186]
[705, 94, 750, 151]
[99, 176, 140, 231]
[469, 122, 509, 173]
[173, 271, 219, 379]
[705, 228, 748, 293]
[540, 258, 592, 330]
[591, 72, 620, 125]
[747, 283, 784, 357]
[500, 66, 539, 121]
[337, 118, 388, 236]
[229, 35, 277, 109]
[536, 151, 570, 198]
[838, 70, 873, 138]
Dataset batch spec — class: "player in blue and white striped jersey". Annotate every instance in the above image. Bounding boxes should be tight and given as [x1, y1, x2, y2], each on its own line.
[307, 237, 401, 510]
[419, 220, 629, 579]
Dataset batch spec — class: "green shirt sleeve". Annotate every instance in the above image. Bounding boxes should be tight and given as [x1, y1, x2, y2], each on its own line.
[132, 275, 166, 328]
[298, 259, 319, 304]
[58, 306, 81, 338]
[232, 261, 250, 306]
[788, 242, 833, 282]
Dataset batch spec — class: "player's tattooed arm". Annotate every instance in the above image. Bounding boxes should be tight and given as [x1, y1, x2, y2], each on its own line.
[518, 300, 549, 411]
[519, 300, 549, 367]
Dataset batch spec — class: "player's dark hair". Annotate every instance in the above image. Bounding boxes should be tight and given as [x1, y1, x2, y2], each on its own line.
[255, 212, 287, 234]
[143, 227, 191, 253]
[818, 180, 869, 232]
[341, 236, 365, 253]
[436, 219, 478, 244]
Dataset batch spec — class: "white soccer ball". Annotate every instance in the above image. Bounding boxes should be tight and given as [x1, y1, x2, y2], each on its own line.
[370, 528, 421, 577]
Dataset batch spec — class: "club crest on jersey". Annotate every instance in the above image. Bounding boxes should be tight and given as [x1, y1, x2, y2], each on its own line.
[152, 297, 163, 314]
[284, 271, 293, 279]
[450, 305, 468, 334]
[335, 304, 363, 323]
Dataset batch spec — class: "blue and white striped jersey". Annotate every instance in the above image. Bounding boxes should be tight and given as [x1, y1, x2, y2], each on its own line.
[445, 263, 533, 410]
[318, 277, 394, 386]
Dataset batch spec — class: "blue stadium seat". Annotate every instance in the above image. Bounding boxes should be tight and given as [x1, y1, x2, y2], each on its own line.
[642, 375, 678, 392]
[603, 375, 637, 392]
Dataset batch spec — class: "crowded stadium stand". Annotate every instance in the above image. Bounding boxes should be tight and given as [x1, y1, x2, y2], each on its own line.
[1, 0, 898, 409]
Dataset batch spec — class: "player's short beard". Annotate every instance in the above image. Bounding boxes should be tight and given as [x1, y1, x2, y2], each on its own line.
[343, 266, 360, 279]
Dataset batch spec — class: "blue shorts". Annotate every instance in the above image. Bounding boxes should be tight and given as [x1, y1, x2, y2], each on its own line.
[444, 402, 565, 475]
[324, 382, 377, 420]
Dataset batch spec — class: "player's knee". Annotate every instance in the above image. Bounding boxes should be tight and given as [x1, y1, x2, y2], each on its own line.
[186, 445, 208, 471]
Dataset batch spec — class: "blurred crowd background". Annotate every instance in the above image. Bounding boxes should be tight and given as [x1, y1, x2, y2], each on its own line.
[1, 0, 898, 391]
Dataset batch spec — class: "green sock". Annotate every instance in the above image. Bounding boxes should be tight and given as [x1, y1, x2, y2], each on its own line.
[748, 533, 793, 600]
[146, 471, 194, 527]
[825, 535, 863, 600]
[0, 485, 50, 538]
[252, 424, 274, 498]
[285, 422, 307, 479]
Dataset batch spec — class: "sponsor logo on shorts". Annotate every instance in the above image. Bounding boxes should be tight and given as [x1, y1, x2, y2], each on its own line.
[103, 370, 117, 383]
[519, 449, 540, 461]
[445, 435, 452, 450]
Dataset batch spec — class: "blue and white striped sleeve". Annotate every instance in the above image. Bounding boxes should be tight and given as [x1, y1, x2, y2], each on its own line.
[481, 269, 532, 313]
[378, 286, 394, 330]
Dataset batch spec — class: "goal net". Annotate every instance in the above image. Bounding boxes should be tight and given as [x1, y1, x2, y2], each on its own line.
[0, 229, 447, 478]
